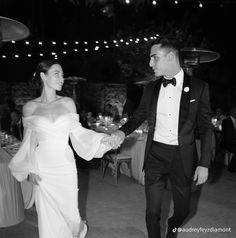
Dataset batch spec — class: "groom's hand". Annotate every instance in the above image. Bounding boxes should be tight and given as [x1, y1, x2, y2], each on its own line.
[111, 130, 125, 149]
[193, 166, 208, 185]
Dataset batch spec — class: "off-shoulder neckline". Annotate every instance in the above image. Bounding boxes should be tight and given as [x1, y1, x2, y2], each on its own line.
[23, 113, 79, 124]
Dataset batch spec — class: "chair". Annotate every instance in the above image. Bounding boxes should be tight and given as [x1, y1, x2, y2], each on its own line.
[101, 149, 132, 185]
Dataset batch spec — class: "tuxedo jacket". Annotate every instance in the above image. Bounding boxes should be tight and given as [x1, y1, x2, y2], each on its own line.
[222, 117, 236, 152]
[120, 73, 213, 177]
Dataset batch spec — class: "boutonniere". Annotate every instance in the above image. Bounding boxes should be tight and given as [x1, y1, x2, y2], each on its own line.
[184, 87, 189, 92]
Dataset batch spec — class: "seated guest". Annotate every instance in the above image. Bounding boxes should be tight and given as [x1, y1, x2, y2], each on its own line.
[109, 93, 135, 120]
[86, 111, 95, 127]
[222, 105, 236, 172]
[79, 106, 89, 128]
[10, 104, 23, 140]
[103, 104, 114, 117]
[0, 97, 11, 132]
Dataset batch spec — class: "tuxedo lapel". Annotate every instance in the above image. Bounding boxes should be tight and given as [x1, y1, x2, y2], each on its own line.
[149, 79, 162, 127]
[178, 73, 191, 133]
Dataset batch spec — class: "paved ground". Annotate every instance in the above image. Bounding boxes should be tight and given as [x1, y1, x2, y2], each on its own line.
[0, 160, 236, 238]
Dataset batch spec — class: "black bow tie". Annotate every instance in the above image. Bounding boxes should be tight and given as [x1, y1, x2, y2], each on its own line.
[162, 77, 176, 87]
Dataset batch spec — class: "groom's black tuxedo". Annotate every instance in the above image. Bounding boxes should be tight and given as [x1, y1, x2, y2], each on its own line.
[119, 72, 213, 238]
[120, 73, 213, 177]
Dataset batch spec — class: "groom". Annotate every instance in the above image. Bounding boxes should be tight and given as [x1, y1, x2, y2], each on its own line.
[111, 36, 213, 238]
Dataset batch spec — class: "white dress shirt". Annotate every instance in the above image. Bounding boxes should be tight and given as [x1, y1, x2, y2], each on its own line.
[153, 69, 184, 145]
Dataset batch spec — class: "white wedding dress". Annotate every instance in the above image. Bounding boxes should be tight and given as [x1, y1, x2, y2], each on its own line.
[9, 113, 110, 238]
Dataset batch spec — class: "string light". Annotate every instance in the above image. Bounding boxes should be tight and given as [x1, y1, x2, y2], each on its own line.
[0, 34, 158, 59]
[152, 0, 157, 5]
[198, 1, 203, 8]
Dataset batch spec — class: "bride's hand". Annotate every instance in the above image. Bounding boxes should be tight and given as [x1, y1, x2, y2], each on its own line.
[27, 173, 42, 185]
[101, 136, 121, 149]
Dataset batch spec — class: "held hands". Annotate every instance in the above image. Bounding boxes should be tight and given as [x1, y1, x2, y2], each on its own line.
[193, 166, 208, 185]
[27, 173, 42, 185]
[101, 130, 125, 150]
[110, 130, 125, 149]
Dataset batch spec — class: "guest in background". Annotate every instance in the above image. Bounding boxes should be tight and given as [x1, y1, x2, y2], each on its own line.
[86, 111, 95, 127]
[117, 93, 135, 117]
[222, 105, 236, 172]
[103, 104, 114, 117]
[79, 106, 89, 128]
[215, 107, 226, 122]
[0, 97, 11, 132]
[109, 93, 135, 120]
[9, 102, 23, 140]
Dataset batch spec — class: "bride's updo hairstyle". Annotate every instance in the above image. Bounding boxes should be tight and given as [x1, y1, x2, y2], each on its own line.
[32, 60, 59, 89]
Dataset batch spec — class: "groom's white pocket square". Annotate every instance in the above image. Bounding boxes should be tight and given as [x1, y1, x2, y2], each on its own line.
[190, 99, 196, 102]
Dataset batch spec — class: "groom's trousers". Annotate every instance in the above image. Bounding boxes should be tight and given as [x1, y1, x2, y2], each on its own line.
[144, 141, 192, 238]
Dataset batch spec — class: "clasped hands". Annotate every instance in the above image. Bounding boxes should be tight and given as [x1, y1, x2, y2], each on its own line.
[101, 130, 126, 150]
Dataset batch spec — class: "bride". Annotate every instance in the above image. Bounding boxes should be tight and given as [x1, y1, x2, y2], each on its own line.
[9, 60, 116, 238]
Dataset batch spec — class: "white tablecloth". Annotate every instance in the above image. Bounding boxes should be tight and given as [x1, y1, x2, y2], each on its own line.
[0, 147, 25, 227]
[120, 132, 147, 185]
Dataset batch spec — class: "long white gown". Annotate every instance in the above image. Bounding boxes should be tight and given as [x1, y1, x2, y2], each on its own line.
[8, 113, 110, 238]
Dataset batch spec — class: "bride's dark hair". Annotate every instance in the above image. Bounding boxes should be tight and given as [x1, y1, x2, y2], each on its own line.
[32, 60, 60, 89]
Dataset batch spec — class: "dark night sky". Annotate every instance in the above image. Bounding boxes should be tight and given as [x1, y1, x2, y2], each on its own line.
[0, 0, 236, 89]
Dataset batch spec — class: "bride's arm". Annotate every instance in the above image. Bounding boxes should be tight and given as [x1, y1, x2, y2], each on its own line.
[22, 101, 42, 184]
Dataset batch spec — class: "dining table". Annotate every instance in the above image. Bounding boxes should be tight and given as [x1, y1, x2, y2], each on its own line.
[0, 146, 25, 227]
[119, 132, 147, 185]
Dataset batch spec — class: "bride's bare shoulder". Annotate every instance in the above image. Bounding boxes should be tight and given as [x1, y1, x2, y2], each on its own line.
[23, 99, 39, 117]
[61, 97, 76, 112]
